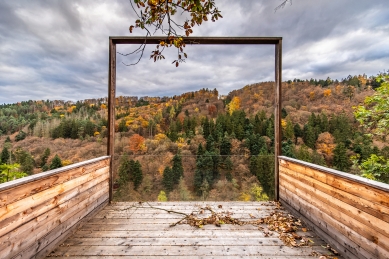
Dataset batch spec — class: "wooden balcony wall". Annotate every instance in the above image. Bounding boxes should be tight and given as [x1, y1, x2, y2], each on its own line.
[0, 156, 110, 259]
[279, 156, 389, 259]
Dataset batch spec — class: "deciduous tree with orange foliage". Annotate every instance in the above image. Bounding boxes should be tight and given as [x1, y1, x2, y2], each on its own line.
[129, 134, 145, 153]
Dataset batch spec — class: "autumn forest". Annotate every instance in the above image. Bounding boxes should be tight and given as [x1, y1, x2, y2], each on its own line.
[1, 73, 388, 202]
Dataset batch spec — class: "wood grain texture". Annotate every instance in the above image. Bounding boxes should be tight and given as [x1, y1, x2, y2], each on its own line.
[279, 157, 389, 259]
[46, 202, 344, 259]
[0, 157, 110, 259]
[0, 157, 109, 207]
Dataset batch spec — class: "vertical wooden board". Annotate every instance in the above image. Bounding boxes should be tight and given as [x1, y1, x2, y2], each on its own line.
[0, 158, 109, 208]
[0, 166, 108, 222]
[280, 186, 389, 259]
[0, 172, 109, 237]
[107, 39, 116, 202]
[279, 166, 389, 223]
[0, 182, 108, 258]
[274, 40, 282, 201]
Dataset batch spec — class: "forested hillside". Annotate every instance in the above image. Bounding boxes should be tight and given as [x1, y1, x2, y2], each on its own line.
[1, 73, 388, 201]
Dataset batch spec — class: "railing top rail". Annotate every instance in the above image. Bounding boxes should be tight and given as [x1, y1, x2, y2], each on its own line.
[0, 156, 110, 192]
[279, 156, 389, 193]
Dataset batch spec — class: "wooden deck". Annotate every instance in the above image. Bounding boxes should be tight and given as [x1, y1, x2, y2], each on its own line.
[46, 202, 342, 258]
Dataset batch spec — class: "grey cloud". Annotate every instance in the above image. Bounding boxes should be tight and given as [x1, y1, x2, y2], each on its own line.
[1, 0, 389, 103]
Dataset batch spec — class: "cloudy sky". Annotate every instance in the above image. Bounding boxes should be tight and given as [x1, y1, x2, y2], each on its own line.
[0, 0, 388, 104]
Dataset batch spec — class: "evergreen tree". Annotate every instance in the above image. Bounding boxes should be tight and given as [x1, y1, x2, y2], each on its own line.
[235, 124, 244, 141]
[293, 123, 303, 143]
[320, 113, 329, 132]
[194, 152, 214, 195]
[4, 136, 11, 143]
[282, 140, 295, 158]
[132, 160, 143, 190]
[220, 136, 232, 156]
[303, 125, 316, 149]
[118, 154, 131, 186]
[171, 154, 184, 185]
[15, 131, 27, 142]
[1, 147, 10, 164]
[50, 154, 62, 170]
[333, 143, 350, 172]
[225, 156, 233, 182]
[202, 117, 210, 138]
[40, 148, 51, 167]
[281, 107, 288, 118]
[283, 117, 295, 141]
[162, 166, 174, 192]
[14, 148, 34, 175]
[197, 143, 205, 157]
[205, 134, 215, 151]
[118, 119, 127, 132]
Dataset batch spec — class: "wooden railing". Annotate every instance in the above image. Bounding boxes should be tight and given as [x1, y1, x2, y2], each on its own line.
[0, 156, 110, 259]
[279, 156, 389, 259]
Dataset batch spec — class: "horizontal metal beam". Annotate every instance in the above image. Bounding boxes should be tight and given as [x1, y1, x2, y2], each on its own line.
[110, 36, 282, 45]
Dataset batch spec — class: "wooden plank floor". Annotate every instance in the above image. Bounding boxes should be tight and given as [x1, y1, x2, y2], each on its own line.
[47, 202, 342, 258]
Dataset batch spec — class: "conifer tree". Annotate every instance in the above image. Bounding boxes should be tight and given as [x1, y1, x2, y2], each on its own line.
[118, 154, 131, 186]
[171, 154, 183, 185]
[303, 125, 316, 149]
[220, 136, 231, 156]
[162, 166, 174, 192]
[132, 160, 143, 190]
[293, 123, 303, 143]
[40, 148, 51, 167]
[333, 143, 350, 172]
[205, 134, 215, 151]
[1, 147, 10, 164]
[50, 154, 62, 170]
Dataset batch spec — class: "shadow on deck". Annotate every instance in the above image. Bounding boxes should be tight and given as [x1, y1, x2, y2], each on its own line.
[46, 201, 338, 258]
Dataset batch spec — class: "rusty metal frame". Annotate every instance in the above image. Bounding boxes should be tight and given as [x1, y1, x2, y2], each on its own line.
[108, 36, 282, 202]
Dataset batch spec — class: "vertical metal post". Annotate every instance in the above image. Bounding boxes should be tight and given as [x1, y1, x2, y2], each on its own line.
[108, 39, 116, 203]
[274, 39, 282, 201]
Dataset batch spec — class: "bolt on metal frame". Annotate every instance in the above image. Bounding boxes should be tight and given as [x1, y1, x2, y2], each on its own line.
[108, 36, 282, 202]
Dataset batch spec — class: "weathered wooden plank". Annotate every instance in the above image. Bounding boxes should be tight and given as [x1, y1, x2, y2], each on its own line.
[279, 156, 389, 192]
[282, 178, 389, 254]
[61, 237, 291, 246]
[1, 182, 108, 258]
[80, 223, 261, 231]
[280, 161, 389, 208]
[280, 166, 389, 223]
[281, 176, 389, 255]
[71, 229, 284, 238]
[0, 172, 109, 237]
[45, 256, 321, 259]
[111, 201, 280, 207]
[85, 217, 269, 224]
[0, 179, 107, 242]
[13, 194, 109, 259]
[48, 244, 327, 256]
[0, 158, 109, 208]
[280, 197, 361, 259]
[92, 212, 277, 219]
[0, 166, 109, 222]
[280, 172, 389, 239]
[280, 186, 388, 259]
